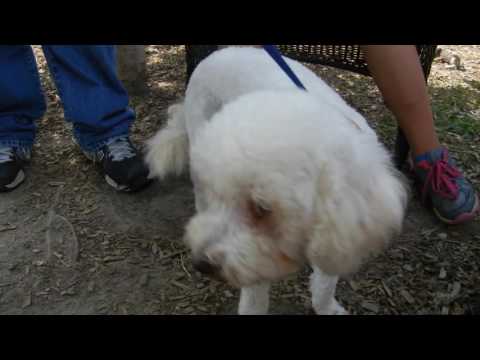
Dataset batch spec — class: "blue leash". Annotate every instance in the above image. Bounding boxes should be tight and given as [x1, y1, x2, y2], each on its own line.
[262, 45, 364, 132]
[263, 45, 307, 91]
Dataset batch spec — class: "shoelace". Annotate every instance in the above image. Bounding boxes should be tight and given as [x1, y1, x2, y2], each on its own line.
[105, 137, 136, 162]
[417, 150, 461, 202]
[0, 147, 14, 164]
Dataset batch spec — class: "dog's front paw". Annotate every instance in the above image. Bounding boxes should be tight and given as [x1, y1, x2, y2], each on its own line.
[313, 299, 349, 315]
[238, 284, 270, 315]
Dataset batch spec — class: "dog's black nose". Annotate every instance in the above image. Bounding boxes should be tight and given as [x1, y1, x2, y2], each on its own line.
[193, 257, 219, 276]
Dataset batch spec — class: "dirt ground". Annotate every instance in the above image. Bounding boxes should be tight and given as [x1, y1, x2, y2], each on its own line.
[0, 45, 479, 315]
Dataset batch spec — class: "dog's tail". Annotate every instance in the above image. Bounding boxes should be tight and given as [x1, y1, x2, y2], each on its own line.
[145, 103, 189, 179]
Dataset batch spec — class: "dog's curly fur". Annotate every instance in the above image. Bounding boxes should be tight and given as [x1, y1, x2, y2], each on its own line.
[146, 47, 408, 315]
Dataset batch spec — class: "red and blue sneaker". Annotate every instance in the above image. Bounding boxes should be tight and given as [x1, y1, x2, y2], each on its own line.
[414, 147, 479, 225]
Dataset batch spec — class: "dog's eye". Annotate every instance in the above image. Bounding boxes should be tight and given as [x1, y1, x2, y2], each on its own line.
[249, 198, 272, 220]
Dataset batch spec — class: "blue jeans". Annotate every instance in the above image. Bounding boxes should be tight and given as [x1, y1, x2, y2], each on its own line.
[0, 45, 135, 152]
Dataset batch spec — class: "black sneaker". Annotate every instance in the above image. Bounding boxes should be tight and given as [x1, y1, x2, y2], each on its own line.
[82, 136, 152, 192]
[0, 146, 31, 192]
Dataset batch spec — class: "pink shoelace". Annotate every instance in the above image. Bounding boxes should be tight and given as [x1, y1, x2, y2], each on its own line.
[416, 150, 461, 202]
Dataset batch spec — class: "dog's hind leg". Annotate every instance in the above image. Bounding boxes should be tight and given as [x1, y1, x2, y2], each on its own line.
[310, 266, 348, 315]
[190, 170, 207, 213]
[238, 283, 271, 315]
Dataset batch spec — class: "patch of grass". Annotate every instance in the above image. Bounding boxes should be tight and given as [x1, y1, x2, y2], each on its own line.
[430, 84, 480, 139]
[440, 114, 480, 137]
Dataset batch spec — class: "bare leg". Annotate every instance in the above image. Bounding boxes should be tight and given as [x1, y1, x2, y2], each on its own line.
[238, 283, 271, 315]
[362, 45, 440, 157]
[310, 267, 348, 315]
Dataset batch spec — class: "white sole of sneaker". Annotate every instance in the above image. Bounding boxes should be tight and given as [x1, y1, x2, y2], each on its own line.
[105, 175, 130, 192]
[434, 194, 480, 225]
[4, 169, 25, 190]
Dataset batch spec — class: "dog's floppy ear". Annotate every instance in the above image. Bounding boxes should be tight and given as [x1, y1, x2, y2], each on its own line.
[306, 166, 407, 276]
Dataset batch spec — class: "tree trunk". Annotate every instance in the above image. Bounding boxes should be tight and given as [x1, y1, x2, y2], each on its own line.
[116, 45, 147, 95]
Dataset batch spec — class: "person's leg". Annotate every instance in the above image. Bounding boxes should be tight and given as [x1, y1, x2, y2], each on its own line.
[362, 45, 439, 157]
[41, 45, 133, 151]
[0, 45, 46, 192]
[42, 45, 151, 192]
[362, 45, 478, 224]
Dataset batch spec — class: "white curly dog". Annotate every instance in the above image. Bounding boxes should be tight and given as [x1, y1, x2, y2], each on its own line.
[146, 47, 408, 315]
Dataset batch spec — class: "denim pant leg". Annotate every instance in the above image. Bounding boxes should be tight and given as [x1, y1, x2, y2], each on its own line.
[0, 45, 46, 149]
[42, 45, 135, 152]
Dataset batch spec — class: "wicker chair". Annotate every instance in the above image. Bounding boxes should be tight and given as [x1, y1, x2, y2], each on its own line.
[184, 45, 438, 168]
